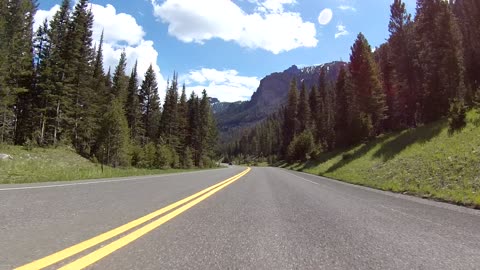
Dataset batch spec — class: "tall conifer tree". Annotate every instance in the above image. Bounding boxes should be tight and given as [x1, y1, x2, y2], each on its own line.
[297, 81, 310, 133]
[1, 0, 37, 144]
[139, 64, 161, 143]
[282, 79, 298, 155]
[111, 51, 128, 104]
[388, 0, 418, 127]
[349, 33, 387, 136]
[126, 61, 142, 141]
[159, 72, 179, 148]
[415, 0, 465, 122]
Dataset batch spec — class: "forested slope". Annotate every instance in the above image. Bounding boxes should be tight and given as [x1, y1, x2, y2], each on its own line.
[284, 110, 480, 207]
[0, 0, 218, 171]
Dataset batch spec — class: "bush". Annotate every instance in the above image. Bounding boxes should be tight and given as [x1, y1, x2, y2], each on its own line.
[448, 99, 467, 134]
[342, 152, 353, 161]
[23, 138, 37, 151]
[181, 147, 194, 169]
[156, 144, 176, 169]
[287, 130, 315, 162]
[310, 146, 324, 160]
[137, 142, 157, 168]
[201, 156, 215, 168]
[130, 144, 143, 167]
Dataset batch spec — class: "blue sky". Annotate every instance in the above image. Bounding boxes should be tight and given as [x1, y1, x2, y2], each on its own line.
[36, 0, 417, 102]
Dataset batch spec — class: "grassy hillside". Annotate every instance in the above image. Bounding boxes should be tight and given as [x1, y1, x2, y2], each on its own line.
[0, 145, 204, 184]
[283, 110, 480, 207]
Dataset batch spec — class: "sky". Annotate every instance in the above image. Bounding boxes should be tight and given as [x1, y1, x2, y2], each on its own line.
[36, 0, 417, 102]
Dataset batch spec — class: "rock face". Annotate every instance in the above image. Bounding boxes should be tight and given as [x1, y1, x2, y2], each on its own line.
[0, 154, 13, 160]
[214, 61, 347, 137]
[210, 99, 246, 115]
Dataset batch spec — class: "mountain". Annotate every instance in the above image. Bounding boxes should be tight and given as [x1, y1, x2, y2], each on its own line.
[214, 61, 347, 139]
[210, 98, 246, 115]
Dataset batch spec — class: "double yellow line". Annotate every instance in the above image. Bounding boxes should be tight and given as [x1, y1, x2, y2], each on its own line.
[16, 167, 251, 270]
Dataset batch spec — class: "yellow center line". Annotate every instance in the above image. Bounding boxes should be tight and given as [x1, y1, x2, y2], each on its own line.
[59, 167, 251, 270]
[15, 168, 251, 270]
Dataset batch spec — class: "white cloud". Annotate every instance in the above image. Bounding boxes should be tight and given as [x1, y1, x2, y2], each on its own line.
[338, 5, 356, 12]
[151, 0, 317, 54]
[182, 68, 260, 102]
[335, 23, 349, 39]
[33, 5, 59, 31]
[318, 8, 333, 25]
[90, 4, 145, 46]
[34, 3, 166, 91]
[260, 0, 296, 13]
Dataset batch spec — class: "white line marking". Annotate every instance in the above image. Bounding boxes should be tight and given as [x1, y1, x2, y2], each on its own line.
[282, 170, 328, 187]
[279, 168, 480, 217]
[0, 168, 229, 191]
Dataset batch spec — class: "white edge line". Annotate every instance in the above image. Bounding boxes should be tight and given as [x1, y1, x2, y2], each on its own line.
[278, 168, 480, 216]
[284, 170, 322, 186]
[0, 168, 231, 191]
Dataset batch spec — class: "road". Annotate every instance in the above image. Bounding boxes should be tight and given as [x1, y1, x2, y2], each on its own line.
[1, 167, 480, 269]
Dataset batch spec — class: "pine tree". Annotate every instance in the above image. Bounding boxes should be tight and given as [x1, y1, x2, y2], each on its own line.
[323, 83, 336, 150]
[297, 81, 310, 133]
[1, 0, 37, 144]
[111, 51, 128, 104]
[105, 67, 112, 91]
[91, 31, 108, 110]
[415, 0, 465, 122]
[282, 79, 298, 155]
[316, 67, 327, 143]
[199, 89, 217, 166]
[187, 91, 201, 165]
[159, 72, 179, 149]
[349, 33, 387, 137]
[139, 64, 161, 144]
[177, 84, 189, 154]
[375, 43, 397, 130]
[309, 85, 318, 130]
[32, 19, 51, 145]
[389, 0, 418, 127]
[126, 61, 142, 141]
[92, 30, 104, 84]
[41, 0, 71, 145]
[181, 146, 194, 169]
[97, 99, 131, 167]
[207, 103, 218, 164]
[0, 0, 9, 143]
[63, 0, 96, 155]
[334, 67, 350, 147]
[453, 0, 480, 103]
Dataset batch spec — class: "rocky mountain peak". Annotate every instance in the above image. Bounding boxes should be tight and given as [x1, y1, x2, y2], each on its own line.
[214, 61, 347, 137]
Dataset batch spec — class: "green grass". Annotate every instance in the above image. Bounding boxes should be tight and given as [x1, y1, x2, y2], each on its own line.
[0, 145, 208, 184]
[253, 162, 270, 167]
[283, 110, 480, 208]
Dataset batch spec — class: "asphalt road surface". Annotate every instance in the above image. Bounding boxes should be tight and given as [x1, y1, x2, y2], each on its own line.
[1, 167, 480, 269]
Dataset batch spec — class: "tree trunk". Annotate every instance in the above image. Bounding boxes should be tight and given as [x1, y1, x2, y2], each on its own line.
[54, 100, 60, 145]
[40, 113, 46, 145]
[1, 109, 6, 144]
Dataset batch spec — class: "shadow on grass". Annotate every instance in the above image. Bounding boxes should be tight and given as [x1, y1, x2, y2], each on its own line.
[469, 109, 480, 127]
[372, 120, 446, 162]
[299, 150, 343, 171]
[280, 119, 448, 174]
[325, 135, 392, 173]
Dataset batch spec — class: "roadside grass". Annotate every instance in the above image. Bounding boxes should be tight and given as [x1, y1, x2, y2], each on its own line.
[283, 110, 480, 208]
[0, 145, 210, 184]
[252, 161, 270, 167]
